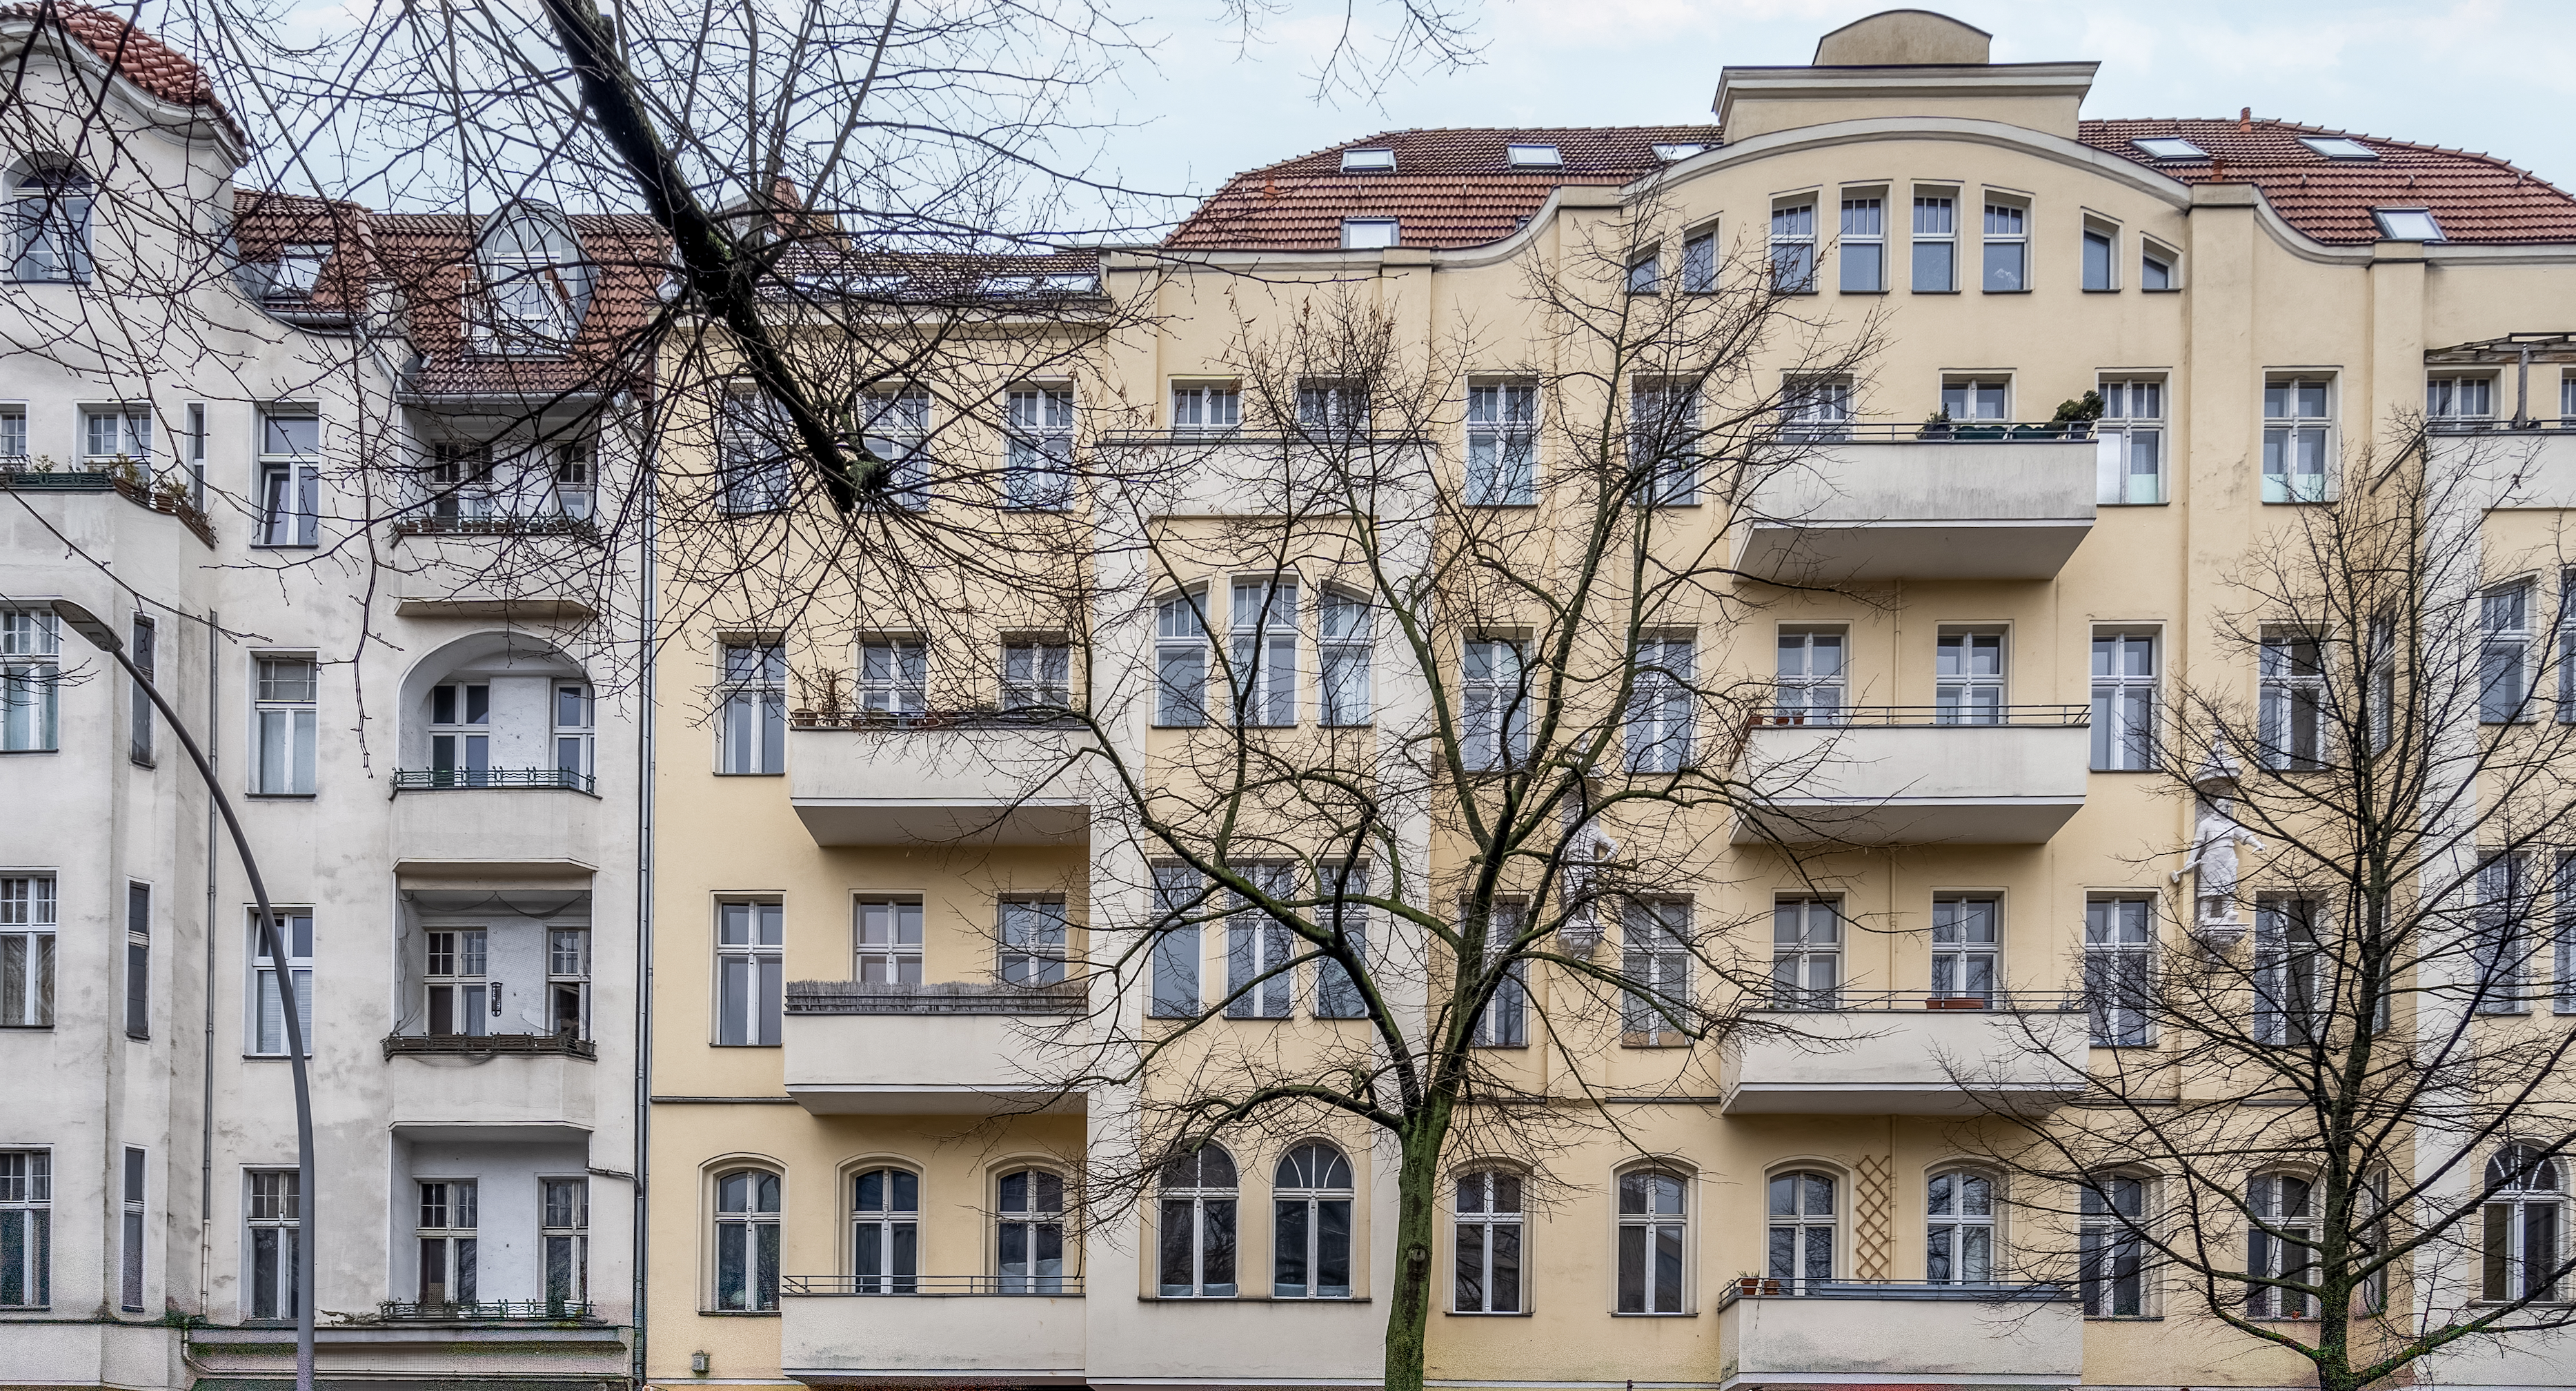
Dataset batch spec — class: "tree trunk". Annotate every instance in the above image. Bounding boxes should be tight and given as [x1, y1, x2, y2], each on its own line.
[1383, 1100, 1456, 1391]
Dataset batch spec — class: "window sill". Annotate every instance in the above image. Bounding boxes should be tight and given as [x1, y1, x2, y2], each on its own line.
[0, 1024, 57, 1032]
[245, 793, 317, 800]
[1612, 1310, 1700, 1318]
[249, 544, 321, 551]
[2141, 287, 2184, 295]
[1981, 288, 2032, 295]
[2081, 288, 2121, 294]
[243, 1052, 313, 1060]
[695, 1309, 782, 1317]
[1139, 1294, 1371, 1303]
[1445, 1308, 1534, 1316]
[1619, 1040, 1694, 1050]
[711, 771, 785, 778]
[1465, 502, 1539, 510]
[1837, 288, 1889, 296]
[2097, 500, 2170, 508]
[710, 1043, 784, 1049]
[0, 749, 59, 756]
[2084, 1314, 2164, 1322]
[2088, 767, 2161, 774]
[1911, 288, 1961, 295]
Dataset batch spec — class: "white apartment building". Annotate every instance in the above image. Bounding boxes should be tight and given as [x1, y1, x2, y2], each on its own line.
[0, 9, 650, 1390]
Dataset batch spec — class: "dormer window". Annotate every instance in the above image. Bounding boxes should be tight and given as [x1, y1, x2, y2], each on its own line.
[269, 245, 329, 300]
[2130, 137, 2207, 161]
[1652, 144, 1705, 162]
[1340, 148, 1396, 172]
[2372, 208, 2443, 242]
[1505, 145, 1561, 168]
[2299, 137, 2377, 161]
[8, 159, 92, 283]
[984, 273, 1099, 297]
[470, 204, 594, 358]
[1340, 219, 1399, 250]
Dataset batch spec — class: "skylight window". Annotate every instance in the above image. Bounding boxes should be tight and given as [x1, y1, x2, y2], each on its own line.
[2131, 137, 2207, 161]
[1506, 144, 1562, 167]
[1652, 144, 1706, 162]
[2300, 137, 2378, 161]
[1340, 219, 1400, 250]
[268, 244, 330, 299]
[2372, 208, 2443, 242]
[984, 273, 1098, 296]
[1340, 148, 1396, 172]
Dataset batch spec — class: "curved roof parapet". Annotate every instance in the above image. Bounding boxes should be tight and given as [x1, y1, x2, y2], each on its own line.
[1813, 10, 1993, 66]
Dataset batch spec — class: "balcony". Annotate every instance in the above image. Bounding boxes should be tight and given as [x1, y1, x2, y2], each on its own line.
[375, 1299, 602, 1323]
[1734, 707, 2090, 845]
[395, 767, 596, 793]
[384, 1038, 597, 1132]
[782, 980, 1088, 1114]
[1721, 992, 2089, 1116]
[1717, 1279, 2082, 1390]
[1734, 425, 2097, 582]
[382, 1031, 595, 1060]
[782, 1277, 1085, 1387]
[789, 711, 1091, 847]
[0, 462, 217, 546]
[390, 772, 600, 875]
[2426, 420, 2576, 509]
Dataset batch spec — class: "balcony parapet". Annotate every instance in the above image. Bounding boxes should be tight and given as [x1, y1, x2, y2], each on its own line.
[374, 1299, 604, 1322]
[1718, 1276, 2076, 1306]
[382, 1031, 597, 1060]
[782, 1275, 1084, 1296]
[393, 767, 597, 794]
[392, 513, 600, 540]
[1735, 431, 2096, 581]
[0, 463, 217, 546]
[1717, 1275, 2083, 1390]
[789, 707, 1084, 732]
[786, 980, 1087, 1017]
[1721, 1000, 2089, 1116]
[1736, 707, 2091, 846]
[1745, 989, 2084, 1014]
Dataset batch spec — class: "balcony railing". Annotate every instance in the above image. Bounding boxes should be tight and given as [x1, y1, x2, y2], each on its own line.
[1776, 420, 2099, 444]
[1750, 989, 2085, 1014]
[393, 767, 597, 793]
[1095, 430, 1431, 448]
[0, 460, 218, 546]
[382, 1031, 597, 1059]
[1719, 1277, 2074, 1306]
[782, 1275, 1084, 1296]
[375, 1299, 601, 1321]
[790, 705, 1084, 731]
[1750, 704, 2090, 729]
[2427, 417, 2576, 435]
[786, 980, 1087, 1017]
[393, 513, 598, 539]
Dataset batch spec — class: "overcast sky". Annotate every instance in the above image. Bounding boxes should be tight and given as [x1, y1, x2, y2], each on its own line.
[1076, 0, 2576, 224]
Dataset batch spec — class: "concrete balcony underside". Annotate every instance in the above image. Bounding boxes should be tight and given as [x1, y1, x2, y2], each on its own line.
[782, 1289, 1086, 1386]
[1736, 437, 2097, 582]
[1718, 1283, 2083, 1389]
[1723, 1002, 2090, 1115]
[789, 723, 1091, 846]
[783, 981, 1088, 1114]
[1734, 718, 2090, 845]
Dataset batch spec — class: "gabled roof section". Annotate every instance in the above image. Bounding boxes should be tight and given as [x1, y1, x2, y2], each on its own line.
[0, 2, 241, 143]
[232, 188, 376, 323]
[2079, 118, 2576, 246]
[373, 210, 669, 400]
[1164, 126, 1723, 252]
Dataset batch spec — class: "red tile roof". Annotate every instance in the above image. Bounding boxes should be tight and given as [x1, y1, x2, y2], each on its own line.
[1, 2, 240, 141]
[1167, 118, 2576, 252]
[373, 212, 670, 399]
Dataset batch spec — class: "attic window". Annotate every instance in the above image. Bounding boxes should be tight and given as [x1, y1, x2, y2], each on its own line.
[987, 273, 1099, 296]
[1340, 219, 1399, 250]
[1340, 148, 1396, 172]
[1506, 144, 1562, 167]
[2131, 137, 2207, 161]
[1652, 144, 1705, 162]
[268, 244, 330, 299]
[2300, 137, 2378, 161]
[2372, 208, 2443, 242]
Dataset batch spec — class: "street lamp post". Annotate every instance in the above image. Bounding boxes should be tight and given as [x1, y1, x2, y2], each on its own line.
[52, 601, 317, 1391]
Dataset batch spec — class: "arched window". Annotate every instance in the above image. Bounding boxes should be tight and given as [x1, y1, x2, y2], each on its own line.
[997, 1168, 1065, 1294]
[2246, 1172, 2316, 1318]
[1767, 1170, 1835, 1290]
[9, 161, 92, 283]
[1928, 1170, 1994, 1285]
[2484, 1144, 2564, 1303]
[1157, 1144, 1237, 1297]
[713, 1168, 780, 1311]
[851, 1167, 916, 1294]
[1454, 1169, 1523, 1314]
[1616, 1166, 1687, 1313]
[1274, 1143, 1354, 1299]
[2079, 1172, 2148, 1316]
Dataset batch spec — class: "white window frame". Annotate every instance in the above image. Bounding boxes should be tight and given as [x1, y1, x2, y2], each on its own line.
[542, 1176, 590, 1305]
[82, 404, 151, 468]
[1928, 1169, 1997, 1285]
[1621, 900, 1691, 1046]
[255, 407, 319, 546]
[998, 1169, 1069, 1294]
[1, 610, 59, 752]
[1935, 630, 2007, 725]
[1003, 384, 1074, 510]
[1769, 200, 1816, 292]
[849, 1166, 918, 1294]
[0, 874, 55, 1027]
[1466, 378, 1537, 505]
[424, 926, 491, 1037]
[1615, 1167, 1689, 1314]
[1770, 896, 1841, 1007]
[2253, 897, 2325, 1046]
[1781, 377, 1852, 442]
[1623, 637, 1694, 773]
[1225, 865, 1296, 1020]
[1772, 626, 1845, 724]
[718, 393, 792, 513]
[1000, 897, 1069, 986]
[713, 1168, 782, 1312]
[554, 682, 595, 786]
[1912, 191, 1958, 292]
[2079, 1173, 2148, 1316]
[415, 1178, 480, 1306]
[858, 638, 928, 720]
[428, 680, 490, 786]
[715, 900, 782, 1047]
[1839, 194, 1885, 293]
[1318, 592, 1374, 727]
[1002, 640, 1071, 711]
[1941, 377, 2010, 423]
[1171, 382, 1240, 433]
[1229, 578, 1298, 728]
[2246, 1172, 2317, 1319]
[2140, 239, 2179, 290]
[119, 1146, 145, 1311]
[1629, 379, 1699, 504]
[1157, 1145, 1239, 1296]
[1340, 218, 1399, 250]
[2482, 1146, 2564, 1303]
[1469, 900, 1527, 1048]
[1271, 1143, 1356, 1299]
[0, 1150, 51, 1308]
[1150, 866, 1204, 1018]
[1625, 245, 1661, 295]
[1981, 197, 2028, 293]
[247, 910, 313, 1056]
[1155, 590, 1209, 728]
[547, 927, 590, 1038]
[2085, 896, 2154, 1046]
[0, 403, 26, 462]
[251, 655, 318, 796]
[856, 897, 925, 986]
[1454, 1169, 1524, 1312]
[244, 1168, 299, 1321]
[2482, 581, 2535, 724]
[2263, 376, 2337, 504]
[719, 641, 785, 775]
[859, 388, 931, 507]
[2081, 219, 2118, 292]
[1680, 226, 1718, 294]
[2098, 377, 2166, 504]
[1930, 895, 2000, 1002]
[2259, 629, 2327, 771]
[9, 162, 92, 282]
[2091, 629, 2158, 771]
[2429, 374, 2496, 422]
[1462, 637, 1529, 771]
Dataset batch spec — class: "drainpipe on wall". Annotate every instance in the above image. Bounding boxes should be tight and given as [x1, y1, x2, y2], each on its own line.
[632, 403, 659, 1391]
[201, 609, 219, 1333]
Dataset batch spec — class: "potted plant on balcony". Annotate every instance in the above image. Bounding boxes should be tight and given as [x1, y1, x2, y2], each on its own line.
[2038, 389, 2103, 441]
[1916, 408, 1954, 441]
[1734, 1274, 1785, 1296]
[1922, 994, 1992, 1010]
[791, 666, 846, 728]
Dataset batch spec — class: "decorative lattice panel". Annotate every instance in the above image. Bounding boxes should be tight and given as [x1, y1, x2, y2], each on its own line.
[1854, 1153, 1895, 1280]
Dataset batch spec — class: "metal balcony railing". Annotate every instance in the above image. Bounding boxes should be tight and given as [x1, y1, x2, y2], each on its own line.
[1749, 704, 2090, 729]
[789, 706, 1084, 731]
[0, 461, 218, 545]
[382, 1031, 597, 1059]
[784, 980, 1087, 1017]
[1096, 429, 1432, 448]
[1777, 420, 2099, 444]
[375, 1299, 600, 1321]
[781, 1274, 1083, 1296]
[393, 767, 597, 793]
[2427, 417, 2576, 435]
[1719, 1276, 2074, 1305]
[393, 513, 598, 539]
[1748, 988, 2086, 1014]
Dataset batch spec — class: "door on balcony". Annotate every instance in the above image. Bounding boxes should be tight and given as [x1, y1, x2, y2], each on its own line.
[1770, 898, 1842, 1008]
[998, 1167, 1066, 1294]
[856, 899, 924, 985]
[426, 929, 490, 1036]
[852, 1167, 918, 1293]
[417, 1179, 478, 1308]
[1766, 1170, 1835, 1292]
[548, 928, 590, 1037]
[1930, 897, 1999, 1004]
[430, 682, 491, 785]
[1934, 633, 2004, 724]
[554, 684, 594, 786]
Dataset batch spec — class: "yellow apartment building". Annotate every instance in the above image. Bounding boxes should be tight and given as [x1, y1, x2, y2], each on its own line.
[641, 11, 2576, 1391]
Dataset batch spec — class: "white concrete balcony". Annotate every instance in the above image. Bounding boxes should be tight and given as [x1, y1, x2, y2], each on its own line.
[782, 981, 1088, 1115]
[789, 713, 1091, 846]
[1734, 706, 2090, 845]
[1721, 992, 2090, 1116]
[1717, 1279, 2083, 1389]
[388, 519, 604, 622]
[1735, 427, 2097, 581]
[382, 1040, 597, 1132]
[390, 774, 601, 876]
[2427, 420, 2576, 509]
[1096, 429, 1434, 518]
[781, 1278, 1087, 1387]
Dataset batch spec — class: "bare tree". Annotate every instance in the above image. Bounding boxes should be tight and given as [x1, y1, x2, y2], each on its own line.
[1960, 425, 2576, 1391]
